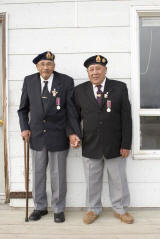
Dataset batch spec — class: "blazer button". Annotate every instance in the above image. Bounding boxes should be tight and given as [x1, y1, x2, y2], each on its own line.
[43, 120, 46, 123]
[99, 121, 103, 125]
[43, 130, 46, 133]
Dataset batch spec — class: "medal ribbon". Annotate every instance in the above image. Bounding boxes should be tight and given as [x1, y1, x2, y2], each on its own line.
[107, 100, 111, 109]
[56, 97, 60, 106]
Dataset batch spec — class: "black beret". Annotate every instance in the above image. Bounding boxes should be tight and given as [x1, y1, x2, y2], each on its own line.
[84, 55, 108, 68]
[33, 51, 55, 64]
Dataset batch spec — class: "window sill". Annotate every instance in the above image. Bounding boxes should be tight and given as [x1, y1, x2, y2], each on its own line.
[133, 153, 160, 160]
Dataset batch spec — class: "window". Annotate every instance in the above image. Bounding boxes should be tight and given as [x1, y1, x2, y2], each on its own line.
[131, 7, 160, 159]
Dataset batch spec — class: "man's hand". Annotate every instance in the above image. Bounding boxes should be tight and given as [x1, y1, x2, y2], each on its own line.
[120, 148, 130, 158]
[69, 134, 80, 148]
[21, 130, 31, 142]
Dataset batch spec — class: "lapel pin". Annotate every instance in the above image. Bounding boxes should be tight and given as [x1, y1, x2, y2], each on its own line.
[52, 89, 58, 97]
[104, 92, 108, 98]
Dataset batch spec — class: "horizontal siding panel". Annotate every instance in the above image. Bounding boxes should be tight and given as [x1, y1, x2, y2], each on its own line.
[127, 158, 160, 183]
[0, 0, 73, 5]
[129, 183, 160, 207]
[0, 2, 75, 29]
[1, 0, 160, 5]
[8, 53, 131, 81]
[78, 2, 129, 27]
[8, 132, 23, 157]
[8, 81, 23, 106]
[9, 27, 130, 54]
[10, 198, 34, 207]
[8, 106, 20, 132]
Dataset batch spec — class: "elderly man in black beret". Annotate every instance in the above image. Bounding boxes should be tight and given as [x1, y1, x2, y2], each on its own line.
[18, 51, 81, 222]
[72, 55, 134, 224]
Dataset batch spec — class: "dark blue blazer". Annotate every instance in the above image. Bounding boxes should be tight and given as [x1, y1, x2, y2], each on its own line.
[18, 71, 81, 151]
[74, 78, 132, 159]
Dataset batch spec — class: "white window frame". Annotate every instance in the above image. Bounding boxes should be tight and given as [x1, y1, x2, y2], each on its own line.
[131, 6, 160, 160]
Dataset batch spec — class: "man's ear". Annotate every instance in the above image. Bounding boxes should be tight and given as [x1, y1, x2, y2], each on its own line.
[36, 64, 39, 71]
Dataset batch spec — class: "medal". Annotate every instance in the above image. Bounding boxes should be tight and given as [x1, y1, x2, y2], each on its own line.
[106, 100, 111, 112]
[104, 92, 108, 98]
[52, 89, 58, 97]
[56, 97, 61, 110]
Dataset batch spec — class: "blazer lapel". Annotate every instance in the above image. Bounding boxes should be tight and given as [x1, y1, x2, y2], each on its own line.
[87, 82, 101, 109]
[34, 73, 44, 115]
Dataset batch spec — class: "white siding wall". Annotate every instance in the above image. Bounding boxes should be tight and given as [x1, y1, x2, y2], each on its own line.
[1, 0, 160, 207]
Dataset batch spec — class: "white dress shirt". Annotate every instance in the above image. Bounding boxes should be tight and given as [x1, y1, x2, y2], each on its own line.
[40, 73, 54, 93]
[92, 78, 106, 98]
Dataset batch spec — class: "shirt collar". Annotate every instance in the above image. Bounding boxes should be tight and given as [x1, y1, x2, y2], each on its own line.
[93, 78, 106, 89]
[40, 73, 54, 83]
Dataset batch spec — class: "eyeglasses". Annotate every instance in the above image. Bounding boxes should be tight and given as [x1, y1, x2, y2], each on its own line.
[37, 62, 54, 68]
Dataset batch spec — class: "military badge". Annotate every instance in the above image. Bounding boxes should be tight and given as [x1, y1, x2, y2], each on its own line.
[104, 92, 108, 98]
[46, 51, 54, 60]
[52, 89, 58, 97]
[102, 58, 106, 63]
[96, 55, 101, 63]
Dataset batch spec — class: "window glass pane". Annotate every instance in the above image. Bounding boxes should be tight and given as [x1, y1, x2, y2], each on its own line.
[140, 17, 160, 108]
[140, 116, 160, 149]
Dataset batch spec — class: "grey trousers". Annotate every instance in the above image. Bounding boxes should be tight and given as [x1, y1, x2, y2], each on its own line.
[31, 147, 68, 213]
[83, 156, 130, 215]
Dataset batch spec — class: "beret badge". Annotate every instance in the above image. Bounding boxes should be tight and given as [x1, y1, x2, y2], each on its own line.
[46, 51, 54, 60]
[96, 55, 101, 63]
[102, 58, 106, 63]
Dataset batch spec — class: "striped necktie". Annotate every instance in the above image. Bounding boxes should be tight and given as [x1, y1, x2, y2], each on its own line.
[96, 85, 103, 105]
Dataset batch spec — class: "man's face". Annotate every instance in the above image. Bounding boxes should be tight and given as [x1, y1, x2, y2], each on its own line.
[87, 64, 107, 85]
[36, 60, 55, 80]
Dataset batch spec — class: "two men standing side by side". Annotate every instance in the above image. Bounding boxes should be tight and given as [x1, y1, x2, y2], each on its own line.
[18, 51, 81, 222]
[18, 51, 133, 224]
[72, 55, 134, 224]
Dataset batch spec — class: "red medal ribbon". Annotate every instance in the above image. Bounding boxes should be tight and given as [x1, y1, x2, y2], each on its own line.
[107, 100, 111, 109]
[56, 97, 60, 106]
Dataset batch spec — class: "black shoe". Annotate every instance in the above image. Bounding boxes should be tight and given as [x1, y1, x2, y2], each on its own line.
[29, 209, 48, 221]
[54, 212, 65, 223]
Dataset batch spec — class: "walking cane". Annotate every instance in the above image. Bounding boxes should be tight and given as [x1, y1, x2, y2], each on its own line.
[24, 140, 30, 222]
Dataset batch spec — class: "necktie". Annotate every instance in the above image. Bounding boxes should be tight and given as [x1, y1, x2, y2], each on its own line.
[96, 85, 103, 105]
[42, 81, 49, 112]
